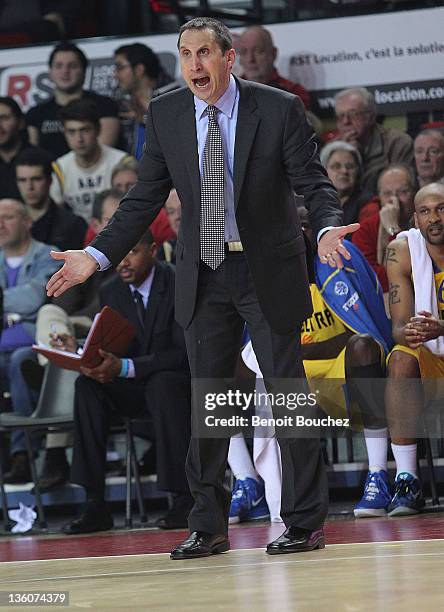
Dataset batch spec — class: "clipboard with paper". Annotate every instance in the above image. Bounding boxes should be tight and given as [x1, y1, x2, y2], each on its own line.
[33, 306, 136, 372]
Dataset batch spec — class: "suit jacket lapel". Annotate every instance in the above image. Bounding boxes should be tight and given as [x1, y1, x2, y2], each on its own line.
[173, 80, 260, 211]
[142, 263, 165, 351]
[118, 283, 142, 343]
[175, 92, 201, 205]
[233, 79, 260, 210]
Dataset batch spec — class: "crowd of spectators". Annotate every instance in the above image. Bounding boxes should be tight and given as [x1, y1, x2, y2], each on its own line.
[1, 23, 443, 532]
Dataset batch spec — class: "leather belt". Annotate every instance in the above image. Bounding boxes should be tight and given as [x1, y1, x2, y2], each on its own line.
[225, 241, 244, 252]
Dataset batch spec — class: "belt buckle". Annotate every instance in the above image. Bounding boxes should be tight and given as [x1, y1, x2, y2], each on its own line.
[227, 241, 243, 252]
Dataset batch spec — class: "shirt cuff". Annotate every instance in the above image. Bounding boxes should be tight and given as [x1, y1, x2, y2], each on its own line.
[84, 246, 112, 271]
[317, 226, 335, 243]
[126, 359, 135, 378]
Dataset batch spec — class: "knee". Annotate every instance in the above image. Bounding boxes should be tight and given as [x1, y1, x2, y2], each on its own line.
[144, 371, 191, 410]
[387, 350, 420, 378]
[36, 303, 65, 324]
[9, 346, 35, 374]
[145, 370, 190, 392]
[75, 374, 90, 392]
[74, 375, 98, 411]
[346, 333, 380, 366]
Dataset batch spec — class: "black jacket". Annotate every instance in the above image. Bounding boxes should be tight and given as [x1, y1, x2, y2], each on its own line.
[92, 78, 342, 333]
[99, 260, 188, 380]
[32, 200, 87, 252]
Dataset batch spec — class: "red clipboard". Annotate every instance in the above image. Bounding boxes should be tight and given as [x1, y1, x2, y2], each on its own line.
[33, 306, 136, 372]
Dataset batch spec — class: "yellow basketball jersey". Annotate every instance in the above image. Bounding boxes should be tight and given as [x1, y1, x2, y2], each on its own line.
[434, 267, 444, 320]
[301, 284, 347, 345]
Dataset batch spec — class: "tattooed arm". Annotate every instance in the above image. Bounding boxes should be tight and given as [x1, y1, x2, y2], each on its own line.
[385, 238, 416, 347]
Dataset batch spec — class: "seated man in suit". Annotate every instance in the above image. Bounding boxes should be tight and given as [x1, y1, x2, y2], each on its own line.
[60, 229, 192, 533]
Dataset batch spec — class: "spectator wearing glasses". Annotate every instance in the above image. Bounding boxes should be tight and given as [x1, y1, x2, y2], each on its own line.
[335, 88, 413, 193]
[353, 165, 416, 291]
[320, 140, 379, 227]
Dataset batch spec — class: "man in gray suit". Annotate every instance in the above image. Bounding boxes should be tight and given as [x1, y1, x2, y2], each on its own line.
[47, 17, 358, 559]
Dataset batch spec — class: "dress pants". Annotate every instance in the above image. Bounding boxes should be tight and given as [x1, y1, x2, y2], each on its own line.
[71, 371, 191, 498]
[185, 254, 328, 535]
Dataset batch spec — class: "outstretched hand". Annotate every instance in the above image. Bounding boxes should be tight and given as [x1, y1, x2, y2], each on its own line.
[46, 250, 98, 297]
[318, 224, 360, 269]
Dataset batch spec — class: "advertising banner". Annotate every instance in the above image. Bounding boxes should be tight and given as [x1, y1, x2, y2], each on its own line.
[0, 7, 443, 115]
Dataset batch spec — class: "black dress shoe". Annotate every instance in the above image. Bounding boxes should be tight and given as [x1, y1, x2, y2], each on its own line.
[170, 531, 230, 560]
[155, 494, 193, 530]
[63, 501, 113, 535]
[137, 444, 156, 476]
[3, 451, 31, 484]
[266, 526, 325, 555]
[36, 448, 70, 492]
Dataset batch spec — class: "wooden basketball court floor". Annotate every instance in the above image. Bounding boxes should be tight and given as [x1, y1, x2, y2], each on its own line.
[1, 514, 444, 610]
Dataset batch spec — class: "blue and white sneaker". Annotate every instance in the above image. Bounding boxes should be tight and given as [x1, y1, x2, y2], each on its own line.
[354, 470, 392, 518]
[228, 477, 270, 524]
[388, 472, 425, 517]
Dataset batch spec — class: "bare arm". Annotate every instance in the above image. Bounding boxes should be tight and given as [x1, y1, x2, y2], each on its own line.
[384, 239, 415, 346]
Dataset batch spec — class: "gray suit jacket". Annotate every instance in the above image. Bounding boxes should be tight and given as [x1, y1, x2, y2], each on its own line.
[92, 78, 343, 333]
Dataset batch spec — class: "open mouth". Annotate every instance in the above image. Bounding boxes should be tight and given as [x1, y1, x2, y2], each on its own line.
[193, 76, 210, 88]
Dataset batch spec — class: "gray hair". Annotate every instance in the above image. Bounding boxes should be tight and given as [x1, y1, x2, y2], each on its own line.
[320, 140, 362, 170]
[240, 25, 274, 49]
[0, 198, 29, 219]
[334, 87, 377, 116]
[414, 129, 444, 146]
[111, 158, 139, 183]
[377, 164, 416, 193]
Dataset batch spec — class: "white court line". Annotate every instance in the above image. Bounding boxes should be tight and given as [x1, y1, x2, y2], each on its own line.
[2, 537, 444, 565]
[2, 549, 444, 586]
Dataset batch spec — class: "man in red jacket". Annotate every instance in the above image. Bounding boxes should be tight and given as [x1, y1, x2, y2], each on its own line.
[238, 25, 310, 109]
[353, 165, 416, 291]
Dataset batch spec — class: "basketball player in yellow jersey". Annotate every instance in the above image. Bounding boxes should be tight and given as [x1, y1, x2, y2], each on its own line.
[384, 182, 444, 516]
[301, 283, 351, 417]
[293, 206, 395, 519]
[298, 205, 384, 423]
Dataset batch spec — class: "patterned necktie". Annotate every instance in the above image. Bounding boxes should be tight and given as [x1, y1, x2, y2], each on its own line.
[133, 290, 145, 329]
[200, 105, 225, 269]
